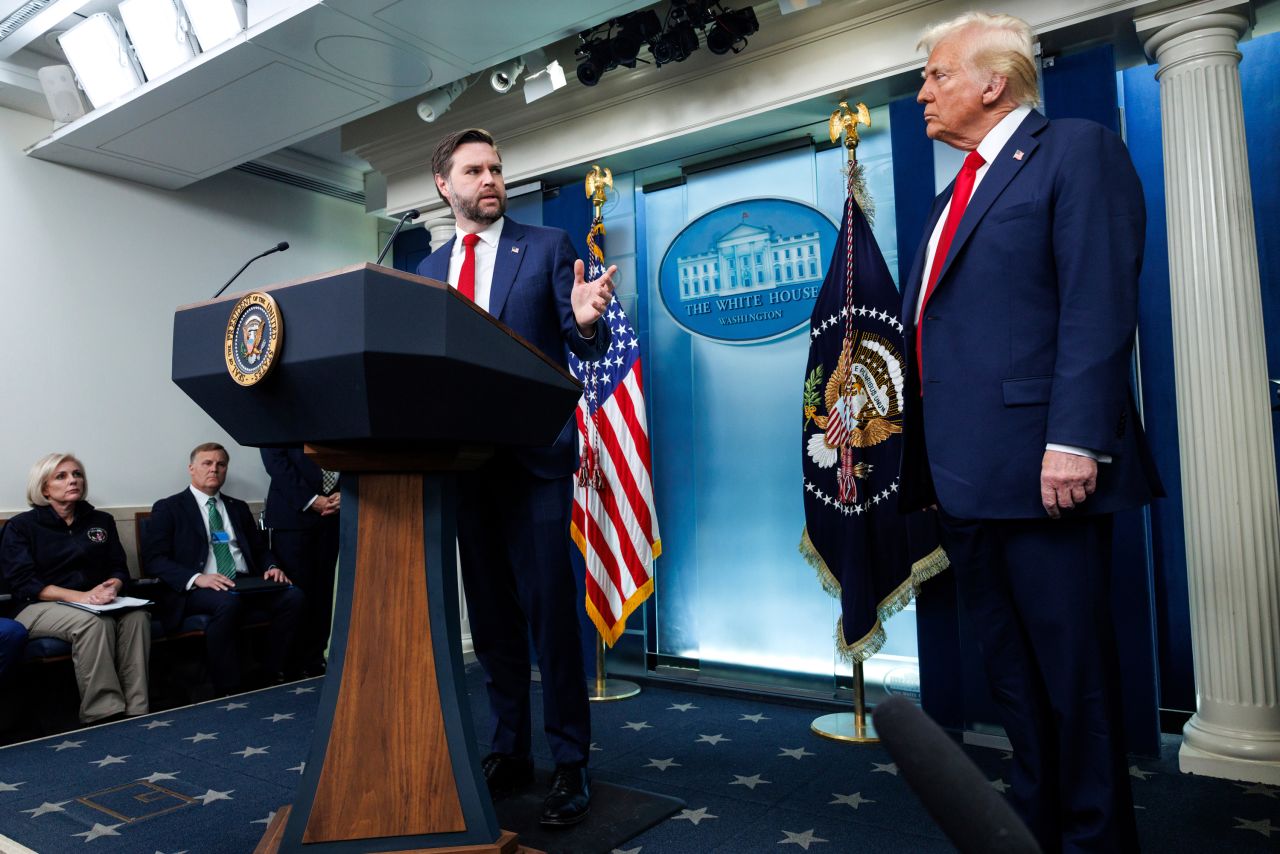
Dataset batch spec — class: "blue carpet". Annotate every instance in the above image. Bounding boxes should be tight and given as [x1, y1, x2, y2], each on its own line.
[1, 668, 1277, 852]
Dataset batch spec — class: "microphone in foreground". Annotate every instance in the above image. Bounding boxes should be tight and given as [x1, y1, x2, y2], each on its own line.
[212, 241, 290, 299]
[872, 695, 1041, 854]
[375, 209, 421, 266]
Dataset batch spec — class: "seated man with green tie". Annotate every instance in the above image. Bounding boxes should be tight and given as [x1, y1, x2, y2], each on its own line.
[143, 442, 305, 694]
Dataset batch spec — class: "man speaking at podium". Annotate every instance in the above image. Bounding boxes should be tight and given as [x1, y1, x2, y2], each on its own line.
[417, 128, 615, 827]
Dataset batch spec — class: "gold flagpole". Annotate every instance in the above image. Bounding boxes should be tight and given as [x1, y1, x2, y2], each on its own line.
[581, 163, 641, 704]
[811, 101, 880, 744]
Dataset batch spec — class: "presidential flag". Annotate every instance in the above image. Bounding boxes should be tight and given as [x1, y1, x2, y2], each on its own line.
[568, 218, 661, 646]
[799, 179, 946, 662]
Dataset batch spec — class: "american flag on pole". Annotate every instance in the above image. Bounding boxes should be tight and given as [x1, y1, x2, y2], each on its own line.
[567, 217, 661, 646]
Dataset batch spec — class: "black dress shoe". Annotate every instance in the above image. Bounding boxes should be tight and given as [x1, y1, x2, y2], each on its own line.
[541, 764, 590, 827]
[481, 752, 534, 799]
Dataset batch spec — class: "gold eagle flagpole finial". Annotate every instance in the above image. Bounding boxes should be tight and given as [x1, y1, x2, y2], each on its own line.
[829, 100, 872, 165]
[585, 164, 613, 223]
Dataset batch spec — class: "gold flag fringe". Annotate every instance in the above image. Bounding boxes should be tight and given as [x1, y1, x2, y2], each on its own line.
[799, 526, 950, 663]
[847, 160, 875, 227]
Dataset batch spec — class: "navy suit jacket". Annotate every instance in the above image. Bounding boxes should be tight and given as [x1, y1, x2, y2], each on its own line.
[900, 110, 1162, 519]
[416, 217, 610, 478]
[260, 447, 325, 531]
[143, 489, 280, 594]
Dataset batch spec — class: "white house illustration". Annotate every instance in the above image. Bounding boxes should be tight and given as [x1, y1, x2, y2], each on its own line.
[676, 221, 822, 302]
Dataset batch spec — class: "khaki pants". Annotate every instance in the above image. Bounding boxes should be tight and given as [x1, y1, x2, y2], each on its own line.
[16, 603, 150, 723]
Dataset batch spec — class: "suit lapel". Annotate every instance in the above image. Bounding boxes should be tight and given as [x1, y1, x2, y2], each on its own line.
[420, 237, 454, 283]
[489, 218, 527, 320]
[929, 111, 1046, 294]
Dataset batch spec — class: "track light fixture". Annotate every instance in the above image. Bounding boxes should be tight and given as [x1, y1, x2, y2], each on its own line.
[575, 1, 760, 86]
[490, 57, 525, 93]
[416, 79, 467, 123]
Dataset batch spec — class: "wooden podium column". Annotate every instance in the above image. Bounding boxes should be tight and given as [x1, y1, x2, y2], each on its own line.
[257, 447, 531, 854]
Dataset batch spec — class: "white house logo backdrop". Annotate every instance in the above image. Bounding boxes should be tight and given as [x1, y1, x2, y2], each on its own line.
[659, 198, 838, 342]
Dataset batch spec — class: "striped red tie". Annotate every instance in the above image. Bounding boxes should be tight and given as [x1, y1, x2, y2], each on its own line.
[457, 232, 480, 301]
[916, 149, 985, 386]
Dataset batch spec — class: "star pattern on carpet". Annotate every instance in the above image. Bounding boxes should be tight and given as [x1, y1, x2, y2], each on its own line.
[990, 778, 1010, 793]
[72, 822, 122, 842]
[696, 733, 730, 745]
[730, 774, 769, 790]
[871, 762, 898, 775]
[779, 747, 813, 760]
[1234, 817, 1275, 837]
[668, 703, 698, 712]
[830, 792, 874, 809]
[645, 758, 680, 771]
[154, 850, 189, 854]
[590, 742, 603, 752]
[90, 754, 128, 768]
[48, 739, 84, 751]
[289, 686, 315, 695]
[139, 771, 179, 783]
[623, 721, 653, 731]
[140, 719, 173, 730]
[0, 780, 24, 792]
[1236, 782, 1278, 798]
[251, 811, 276, 825]
[288, 762, 306, 774]
[1129, 765, 1155, 780]
[196, 789, 234, 805]
[218, 702, 249, 711]
[672, 806, 717, 825]
[184, 732, 217, 743]
[779, 829, 828, 849]
[740, 713, 770, 723]
[232, 745, 269, 758]
[263, 713, 294, 723]
[21, 800, 70, 818]
[613, 847, 642, 854]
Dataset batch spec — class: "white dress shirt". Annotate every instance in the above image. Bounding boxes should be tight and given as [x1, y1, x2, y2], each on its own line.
[446, 217, 505, 312]
[186, 485, 249, 588]
[915, 105, 1106, 463]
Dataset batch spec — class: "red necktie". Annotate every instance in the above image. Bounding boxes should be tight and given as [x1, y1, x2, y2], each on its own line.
[457, 232, 480, 301]
[916, 150, 986, 382]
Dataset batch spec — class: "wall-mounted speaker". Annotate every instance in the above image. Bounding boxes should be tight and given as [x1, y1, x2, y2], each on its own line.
[37, 65, 87, 125]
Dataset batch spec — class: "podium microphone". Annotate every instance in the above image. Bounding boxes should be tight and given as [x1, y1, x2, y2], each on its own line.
[872, 696, 1041, 853]
[375, 209, 420, 266]
[213, 242, 290, 299]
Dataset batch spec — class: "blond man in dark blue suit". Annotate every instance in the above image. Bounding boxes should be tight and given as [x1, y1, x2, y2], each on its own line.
[417, 128, 614, 827]
[899, 12, 1162, 853]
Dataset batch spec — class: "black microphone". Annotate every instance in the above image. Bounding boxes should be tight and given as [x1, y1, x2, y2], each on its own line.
[212, 242, 289, 299]
[872, 696, 1041, 854]
[375, 209, 420, 266]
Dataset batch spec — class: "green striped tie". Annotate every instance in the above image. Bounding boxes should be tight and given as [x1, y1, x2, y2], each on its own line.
[206, 497, 237, 579]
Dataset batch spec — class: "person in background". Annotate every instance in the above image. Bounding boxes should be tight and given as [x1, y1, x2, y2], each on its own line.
[0, 453, 150, 723]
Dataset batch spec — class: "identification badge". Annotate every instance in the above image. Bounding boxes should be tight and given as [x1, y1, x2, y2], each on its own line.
[211, 531, 231, 544]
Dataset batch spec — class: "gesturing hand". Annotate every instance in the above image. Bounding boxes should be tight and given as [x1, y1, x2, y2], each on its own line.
[1040, 450, 1097, 518]
[571, 258, 617, 335]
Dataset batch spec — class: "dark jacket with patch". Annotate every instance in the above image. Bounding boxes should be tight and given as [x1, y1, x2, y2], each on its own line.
[0, 503, 129, 603]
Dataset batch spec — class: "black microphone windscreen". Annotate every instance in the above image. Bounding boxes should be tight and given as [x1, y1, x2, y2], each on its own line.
[873, 696, 1041, 854]
[406, 209, 420, 221]
[276, 241, 290, 252]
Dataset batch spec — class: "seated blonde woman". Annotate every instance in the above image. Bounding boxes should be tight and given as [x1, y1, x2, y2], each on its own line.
[0, 453, 149, 723]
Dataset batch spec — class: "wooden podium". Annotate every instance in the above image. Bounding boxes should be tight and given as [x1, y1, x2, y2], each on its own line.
[172, 264, 581, 853]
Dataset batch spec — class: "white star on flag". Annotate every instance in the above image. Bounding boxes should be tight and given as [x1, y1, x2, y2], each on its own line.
[730, 774, 769, 790]
[90, 755, 128, 768]
[184, 732, 217, 743]
[138, 772, 179, 783]
[696, 734, 729, 745]
[140, 719, 172, 730]
[232, 746, 269, 758]
[622, 721, 652, 731]
[22, 800, 70, 817]
[672, 807, 717, 825]
[645, 758, 680, 771]
[196, 789, 234, 805]
[72, 823, 123, 842]
[779, 747, 814, 760]
[830, 792, 874, 809]
[780, 829, 828, 849]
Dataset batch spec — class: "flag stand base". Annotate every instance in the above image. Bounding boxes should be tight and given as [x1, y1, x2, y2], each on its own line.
[588, 634, 641, 702]
[812, 662, 880, 744]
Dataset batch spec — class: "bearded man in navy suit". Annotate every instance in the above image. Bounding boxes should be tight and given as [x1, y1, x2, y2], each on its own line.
[416, 128, 614, 827]
[899, 12, 1162, 853]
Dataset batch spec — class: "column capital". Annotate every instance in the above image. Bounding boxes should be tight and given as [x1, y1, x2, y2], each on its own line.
[1135, 1, 1252, 64]
[423, 209, 457, 250]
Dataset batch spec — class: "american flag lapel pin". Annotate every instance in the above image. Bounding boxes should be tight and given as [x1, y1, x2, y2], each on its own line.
[511, 246, 520, 253]
[1013, 149, 1024, 160]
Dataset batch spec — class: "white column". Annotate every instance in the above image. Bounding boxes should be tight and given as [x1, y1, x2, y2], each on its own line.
[1136, 1, 1280, 783]
[424, 211, 456, 251]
